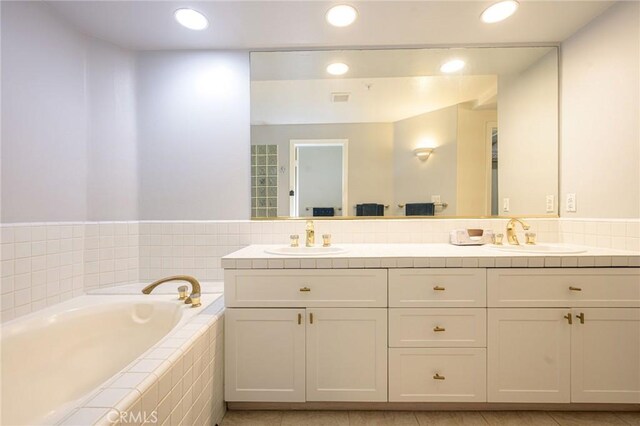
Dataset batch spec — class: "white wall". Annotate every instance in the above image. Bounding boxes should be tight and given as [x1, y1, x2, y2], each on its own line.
[1, 1, 88, 222]
[251, 123, 394, 216]
[561, 1, 639, 219]
[1, 1, 139, 223]
[498, 49, 559, 216]
[86, 39, 138, 221]
[136, 51, 251, 220]
[393, 105, 458, 215]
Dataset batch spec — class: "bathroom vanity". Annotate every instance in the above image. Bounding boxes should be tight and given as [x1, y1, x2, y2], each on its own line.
[222, 244, 640, 408]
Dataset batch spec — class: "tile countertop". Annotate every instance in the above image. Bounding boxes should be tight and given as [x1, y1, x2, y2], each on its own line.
[221, 244, 640, 269]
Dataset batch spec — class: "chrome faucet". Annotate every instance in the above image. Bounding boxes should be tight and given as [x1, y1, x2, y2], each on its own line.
[142, 275, 202, 307]
[506, 218, 531, 245]
[305, 220, 315, 247]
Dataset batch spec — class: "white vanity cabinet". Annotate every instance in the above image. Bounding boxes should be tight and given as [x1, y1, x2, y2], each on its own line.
[224, 269, 388, 402]
[487, 268, 640, 404]
[224, 259, 640, 407]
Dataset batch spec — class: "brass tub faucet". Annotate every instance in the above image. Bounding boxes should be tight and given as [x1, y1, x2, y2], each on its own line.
[142, 275, 202, 307]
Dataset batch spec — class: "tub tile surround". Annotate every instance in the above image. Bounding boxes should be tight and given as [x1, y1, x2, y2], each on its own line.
[0, 222, 139, 322]
[2, 217, 639, 321]
[56, 297, 225, 426]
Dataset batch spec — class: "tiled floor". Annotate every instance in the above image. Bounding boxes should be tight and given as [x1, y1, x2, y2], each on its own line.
[221, 410, 640, 426]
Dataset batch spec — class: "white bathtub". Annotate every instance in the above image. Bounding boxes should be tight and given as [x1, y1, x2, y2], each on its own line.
[1, 292, 222, 426]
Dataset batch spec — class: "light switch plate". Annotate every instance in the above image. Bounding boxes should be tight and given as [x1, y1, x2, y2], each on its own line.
[566, 193, 577, 212]
[503, 198, 510, 212]
[546, 195, 555, 213]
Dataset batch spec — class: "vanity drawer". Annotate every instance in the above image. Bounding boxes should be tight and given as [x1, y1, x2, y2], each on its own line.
[389, 269, 486, 307]
[488, 268, 640, 308]
[224, 269, 387, 307]
[389, 348, 487, 402]
[389, 308, 486, 348]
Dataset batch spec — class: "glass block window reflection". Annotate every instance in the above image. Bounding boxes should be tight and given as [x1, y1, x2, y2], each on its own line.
[251, 144, 278, 218]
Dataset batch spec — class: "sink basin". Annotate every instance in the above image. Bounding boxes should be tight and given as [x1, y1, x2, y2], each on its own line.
[488, 244, 587, 254]
[265, 246, 348, 256]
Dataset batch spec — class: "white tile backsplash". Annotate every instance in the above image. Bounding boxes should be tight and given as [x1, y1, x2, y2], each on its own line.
[1, 217, 637, 321]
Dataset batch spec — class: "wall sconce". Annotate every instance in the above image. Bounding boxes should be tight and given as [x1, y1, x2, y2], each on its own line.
[413, 147, 434, 161]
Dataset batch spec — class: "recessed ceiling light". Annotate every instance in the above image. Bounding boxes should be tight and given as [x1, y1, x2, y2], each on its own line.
[480, 0, 519, 23]
[326, 5, 358, 27]
[174, 8, 209, 30]
[327, 63, 349, 76]
[440, 59, 465, 73]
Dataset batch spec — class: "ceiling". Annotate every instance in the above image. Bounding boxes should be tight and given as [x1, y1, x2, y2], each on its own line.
[251, 46, 553, 125]
[251, 75, 497, 125]
[251, 47, 555, 80]
[45, 1, 613, 51]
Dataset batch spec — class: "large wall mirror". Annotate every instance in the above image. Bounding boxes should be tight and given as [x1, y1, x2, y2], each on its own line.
[250, 47, 558, 219]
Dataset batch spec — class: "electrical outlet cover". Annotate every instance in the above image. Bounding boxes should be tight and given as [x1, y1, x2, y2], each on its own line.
[566, 193, 577, 212]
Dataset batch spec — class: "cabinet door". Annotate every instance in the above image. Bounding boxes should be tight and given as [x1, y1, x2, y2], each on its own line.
[225, 308, 305, 402]
[571, 308, 640, 403]
[488, 308, 571, 403]
[306, 308, 387, 401]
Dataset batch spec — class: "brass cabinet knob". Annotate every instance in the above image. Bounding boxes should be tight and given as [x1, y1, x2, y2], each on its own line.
[299, 287, 311, 292]
[433, 373, 445, 380]
[569, 286, 582, 291]
[433, 326, 446, 332]
[433, 286, 445, 291]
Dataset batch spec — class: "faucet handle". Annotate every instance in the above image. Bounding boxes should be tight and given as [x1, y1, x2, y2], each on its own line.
[322, 234, 332, 247]
[290, 234, 300, 247]
[185, 293, 201, 308]
[493, 233, 504, 245]
[178, 285, 188, 300]
[525, 232, 537, 245]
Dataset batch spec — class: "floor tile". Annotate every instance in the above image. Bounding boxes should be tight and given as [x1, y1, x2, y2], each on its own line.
[221, 410, 283, 426]
[615, 412, 640, 426]
[481, 411, 559, 426]
[549, 412, 628, 426]
[281, 410, 349, 426]
[414, 411, 488, 426]
[349, 411, 419, 425]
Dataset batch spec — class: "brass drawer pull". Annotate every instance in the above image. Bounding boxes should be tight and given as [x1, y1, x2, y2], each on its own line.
[564, 313, 573, 325]
[433, 373, 445, 380]
[310, 313, 314, 324]
[569, 286, 582, 291]
[300, 287, 311, 292]
[433, 286, 445, 291]
[298, 313, 302, 325]
[576, 312, 585, 324]
[433, 326, 446, 332]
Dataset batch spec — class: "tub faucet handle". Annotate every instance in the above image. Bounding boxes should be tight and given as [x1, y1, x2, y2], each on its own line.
[177, 285, 188, 300]
[186, 293, 201, 308]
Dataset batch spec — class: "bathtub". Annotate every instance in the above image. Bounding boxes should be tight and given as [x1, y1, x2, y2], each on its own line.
[1, 290, 225, 426]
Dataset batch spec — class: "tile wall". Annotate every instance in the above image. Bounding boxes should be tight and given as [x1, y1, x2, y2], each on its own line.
[559, 218, 640, 252]
[2, 217, 639, 321]
[1, 222, 139, 322]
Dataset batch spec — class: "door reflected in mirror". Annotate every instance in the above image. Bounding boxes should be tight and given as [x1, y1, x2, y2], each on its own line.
[250, 47, 558, 219]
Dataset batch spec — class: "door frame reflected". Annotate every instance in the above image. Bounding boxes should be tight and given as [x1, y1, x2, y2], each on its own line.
[289, 139, 349, 217]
